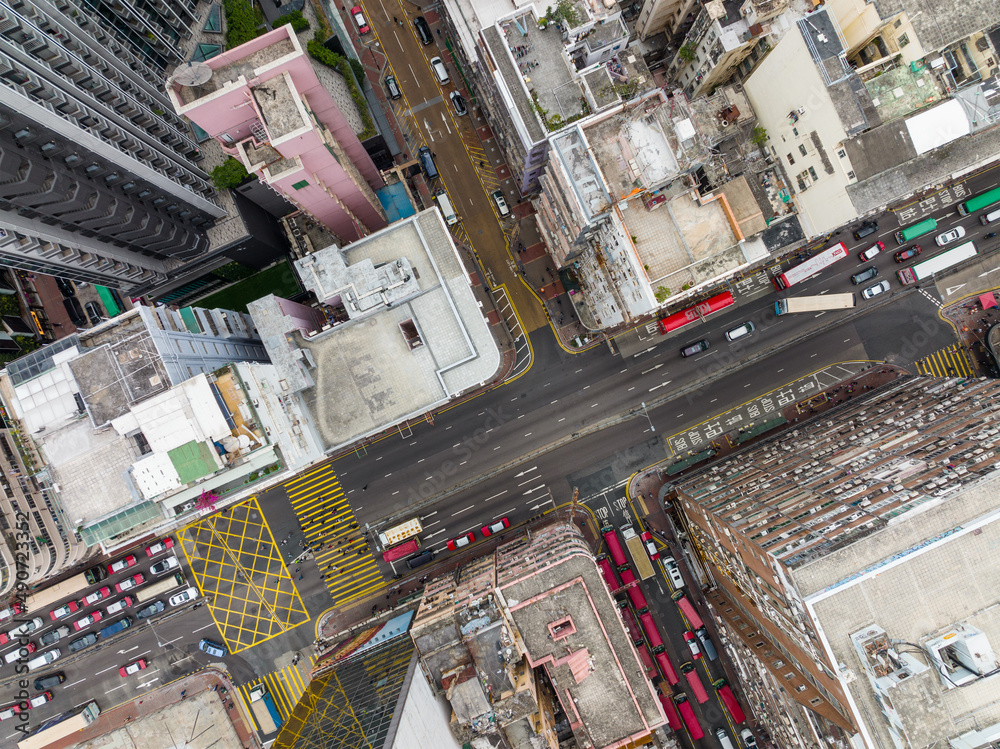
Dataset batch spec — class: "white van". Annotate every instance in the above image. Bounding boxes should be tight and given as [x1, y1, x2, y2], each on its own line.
[4, 647, 28, 665]
[725, 321, 754, 342]
[981, 208, 1000, 225]
[430, 56, 450, 84]
[434, 190, 458, 225]
[716, 728, 736, 749]
[27, 649, 60, 671]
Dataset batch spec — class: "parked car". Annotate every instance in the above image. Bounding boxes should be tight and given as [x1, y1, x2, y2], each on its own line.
[853, 221, 877, 240]
[663, 556, 685, 588]
[119, 658, 147, 677]
[39, 627, 69, 647]
[694, 626, 718, 660]
[491, 190, 510, 217]
[858, 240, 884, 262]
[851, 266, 879, 285]
[169, 588, 199, 607]
[449, 91, 468, 116]
[862, 280, 891, 300]
[106, 596, 134, 615]
[384, 74, 402, 100]
[683, 630, 702, 659]
[107, 554, 138, 575]
[150, 556, 179, 576]
[63, 296, 85, 325]
[640, 531, 659, 560]
[741, 729, 758, 748]
[895, 245, 921, 263]
[26, 692, 52, 709]
[84, 300, 105, 325]
[8, 618, 43, 638]
[55, 278, 76, 298]
[33, 672, 65, 691]
[136, 601, 165, 620]
[481, 518, 509, 537]
[446, 532, 475, 551]
[68, 633, 98, 653]
[50, 601, 78, 621]
[350, 5, 369, 34]
[935, 226, 965, 246]
[413, 16, 433, 45]
[145, 538, 175, 557]
[198, 639, 227, 658]
[115, 573, 145, 593]
[72, 611, 103, 631]
[79, 587, 111, 608]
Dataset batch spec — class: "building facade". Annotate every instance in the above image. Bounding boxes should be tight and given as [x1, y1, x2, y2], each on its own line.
[168, 25, 386, 244]
[672, 374, 1000, 746]
[0, 0, 225, 290]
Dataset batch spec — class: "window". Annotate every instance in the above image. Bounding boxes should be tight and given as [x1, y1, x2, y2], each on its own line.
[808, 166, 818, 180]
[847, 171, 856, 180]
[798, 144, 807, 156]
[785, 672, 795, 680]
[894, 18, 902, 28]
[809, 697, 823, 706]
[837, 149, 847, 159]
[898, 33, 909, 48]
[292, 179, 309, 190]
[786, 153, 795, 165]
[792, 127, 798, 137]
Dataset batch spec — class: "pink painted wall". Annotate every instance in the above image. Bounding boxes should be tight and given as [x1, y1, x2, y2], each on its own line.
[275, 297, 325, 333]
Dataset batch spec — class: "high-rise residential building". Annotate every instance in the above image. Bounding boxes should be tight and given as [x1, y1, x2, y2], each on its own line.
[671, 375, 1000, 747]
[167, 25, 387, 244]
[0, 0, 227, 290]
[0, 304, 272, 550]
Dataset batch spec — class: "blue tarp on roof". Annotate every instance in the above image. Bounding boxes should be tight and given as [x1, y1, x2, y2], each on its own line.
[376, 182, 416, 223]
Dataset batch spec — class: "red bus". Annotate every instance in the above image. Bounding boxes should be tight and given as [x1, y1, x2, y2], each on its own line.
[674, 694, 704, 739]
[655, 648, 679, 685]
[382, 538, 419, 562]
[602, 526, 628, 568]
[639, 611, 662, 649]
[773, 242, 848, 289]
[636, 641, 658, 680]
[619, 567, 636, 588]
[713, 679, 747, 723]
[620, 603, 643, 645]
[671, 590, 703, 629]
[657, 291, 735, 335]
[597, 555, 620, 592]
[657, 687, 683, 731]
[681, 662, 709, 703]
[627, 583, 647, 613]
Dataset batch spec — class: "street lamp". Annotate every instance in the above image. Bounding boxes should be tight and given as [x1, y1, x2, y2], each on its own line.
[640, 402, 655, 432]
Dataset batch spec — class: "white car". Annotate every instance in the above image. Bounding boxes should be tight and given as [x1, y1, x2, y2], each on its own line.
[663, 556, 685, 588]
[169, 587, 199, 607]
[935, 226, 966, 246]
[150, 556, 179, 575]
[491, 190, 510, 217]
[106, 596, 134, 615]
[8, 618, 43, 638]
[862, 280, 891, 300]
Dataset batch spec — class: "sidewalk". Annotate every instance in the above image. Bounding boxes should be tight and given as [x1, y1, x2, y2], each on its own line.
[941, 288, 1000, 377]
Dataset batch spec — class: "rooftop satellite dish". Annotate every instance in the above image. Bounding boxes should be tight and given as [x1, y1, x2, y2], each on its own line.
[170, 61, 212, 87]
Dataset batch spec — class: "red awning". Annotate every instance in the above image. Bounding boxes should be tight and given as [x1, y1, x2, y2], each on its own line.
[980, 293, 997, 310]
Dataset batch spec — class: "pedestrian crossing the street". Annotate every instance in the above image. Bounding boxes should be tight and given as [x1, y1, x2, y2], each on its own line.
[915, 343, 976, 377]
[284, 464, 386, 607]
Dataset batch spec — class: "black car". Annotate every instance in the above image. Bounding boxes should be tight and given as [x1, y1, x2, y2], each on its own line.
[853, 221, 877, 240]
[449, 91, 468, 116]
[136, 601, 165, 620]
[63, 296, 85, 325]
[69, 632, 98, 653]
[55, 278, 76, 298]
[33, 672, 66, 691]
[413, 16, 433, 45]
[40, 626, 69, 647]
[84, 300, 105, 325]
[851, 266, 879, 285]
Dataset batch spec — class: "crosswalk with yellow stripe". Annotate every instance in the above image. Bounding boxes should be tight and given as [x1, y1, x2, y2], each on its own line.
[283, 463, 386, 607]
[238, 656, 315, 731]
[915, 343, 976, 377]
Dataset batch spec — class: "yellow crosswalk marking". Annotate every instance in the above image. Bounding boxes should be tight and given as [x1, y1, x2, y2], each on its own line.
[915, 344, 976, 378]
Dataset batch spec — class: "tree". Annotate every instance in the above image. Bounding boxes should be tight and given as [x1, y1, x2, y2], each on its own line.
[655, 286, 671, 303]
[679, 44, 697, 62]
[210, 158, 250, 190]
[751, 126, 768, 147]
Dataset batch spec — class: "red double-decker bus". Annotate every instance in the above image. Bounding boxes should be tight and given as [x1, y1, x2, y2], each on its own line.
[626, 582, 647, 612]
[671, 590, 704, 629]
[657, 687, 683, 731]
[655, 649, 679, 685]
[382, 538, 419, 562]
[773, 242, 848, 289]
[602, 526, 628, 568]
[681, 662, 709, 703]
[597, 555, 620, 592]
[713, 679, 747, 723]
[619, 603, 643, 645]
[635, 641, 658, 680]
[657, 292, 735, 335]
[639, 611, 662, 649]
[674, 694, 704, 739]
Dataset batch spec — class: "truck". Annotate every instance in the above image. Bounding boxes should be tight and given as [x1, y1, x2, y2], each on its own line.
[774, 292, 856, 315]
[621, 524, 656, 580]
[248, 684, 284, 735]
[377, 518, 423, 548]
